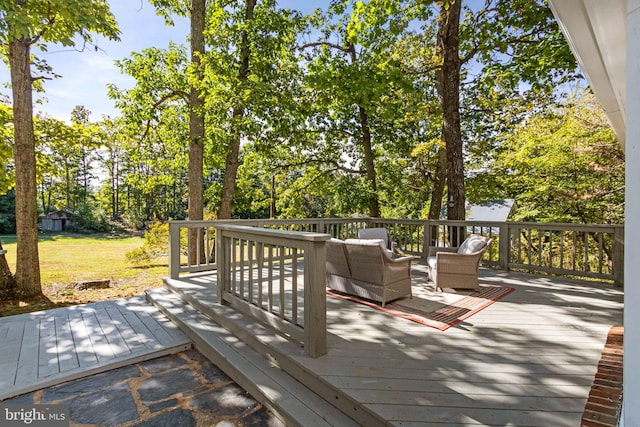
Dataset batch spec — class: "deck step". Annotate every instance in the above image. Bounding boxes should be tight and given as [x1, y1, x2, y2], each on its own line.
[146, 286, 361, 427]
[158, 275, 386, 426]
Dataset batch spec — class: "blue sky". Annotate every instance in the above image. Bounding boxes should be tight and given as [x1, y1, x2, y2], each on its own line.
[0, 0, 325, 123]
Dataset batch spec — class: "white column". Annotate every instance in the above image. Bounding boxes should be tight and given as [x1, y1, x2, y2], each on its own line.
[625, 1, 640, 425]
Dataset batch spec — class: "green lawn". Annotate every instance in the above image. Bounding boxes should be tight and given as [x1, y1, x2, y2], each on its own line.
[0, 232, 167, 316]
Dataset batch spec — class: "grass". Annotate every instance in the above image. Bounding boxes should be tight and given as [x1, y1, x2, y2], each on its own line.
[0, 232, 167, 317]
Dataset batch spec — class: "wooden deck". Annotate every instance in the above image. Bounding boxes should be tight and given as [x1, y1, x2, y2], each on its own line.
[0, 296, 191, 401]
[149, 262, 624, 426]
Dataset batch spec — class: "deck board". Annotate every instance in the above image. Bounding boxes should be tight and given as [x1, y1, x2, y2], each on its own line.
[0, 296, 192, 401]
[94, 307, 131, 355]
[161, 263, 623, 426]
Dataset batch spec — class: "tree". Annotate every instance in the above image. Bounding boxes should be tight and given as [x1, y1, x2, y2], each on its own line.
[34, 113, 78, 211]
[476, 91, 624, 224]
[293, 1, 425, 218]
[0, 0, 119, 298]
[149, 0, 206, 224]
[345, 0, 577, 227]
[93, 117, 129, 221]
[109, 45, 191, 225]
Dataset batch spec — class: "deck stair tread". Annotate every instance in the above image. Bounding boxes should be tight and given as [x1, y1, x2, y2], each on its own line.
[146, 286, 362, 427]
[0, 297, 192, 401]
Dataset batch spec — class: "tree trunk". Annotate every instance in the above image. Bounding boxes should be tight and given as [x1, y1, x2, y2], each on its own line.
[428, 142, 447, 220]
[427, 142, 447, 247]
[188, 0, 206, 263]
[358, 106, 381, 217]
[218, 130, 241, 219]
[347, 43, 380, 218]
[9, 36, 42, 298]
[65, 161, 71, 208]
[436, 0, 465, 222]
[188, 0, 205, 224]
[218, 0, 256, 219]
[436, 0, 465, 246]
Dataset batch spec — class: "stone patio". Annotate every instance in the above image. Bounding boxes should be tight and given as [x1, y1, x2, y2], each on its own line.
[3, 349, 284, 426]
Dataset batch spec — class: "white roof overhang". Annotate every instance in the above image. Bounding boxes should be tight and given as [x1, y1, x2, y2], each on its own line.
[548, 0, 627, 150]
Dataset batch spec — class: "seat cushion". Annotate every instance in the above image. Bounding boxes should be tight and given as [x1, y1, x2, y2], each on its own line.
[357, 228, 391, 250]
[326, 238, 350, 276]
[427, 256, 437, 269]
[345, 238, 387, 251]
[457, 235, 488, 255]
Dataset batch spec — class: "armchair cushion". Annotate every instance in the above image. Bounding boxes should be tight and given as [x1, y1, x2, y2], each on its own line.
[457, 234, 489, 254]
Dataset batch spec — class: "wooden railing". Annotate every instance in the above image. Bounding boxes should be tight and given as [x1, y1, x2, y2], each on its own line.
[215, 224, 330, 357]
[168, 218, 623, 286]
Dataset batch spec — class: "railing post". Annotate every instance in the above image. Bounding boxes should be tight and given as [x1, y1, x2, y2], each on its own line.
[215, 227, 229, 304]
[499, 223, 510, 271]
[423, 221, 431, 259]
[613, 225, 625, 287]
[303, 239, 327, 357]
[168, 222, 181, 279]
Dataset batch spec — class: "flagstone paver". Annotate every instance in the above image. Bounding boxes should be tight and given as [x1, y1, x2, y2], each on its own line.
[2, 349, 284, 427]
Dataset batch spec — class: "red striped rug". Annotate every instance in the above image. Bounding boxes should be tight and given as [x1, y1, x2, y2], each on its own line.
[327, 284, 515, 331]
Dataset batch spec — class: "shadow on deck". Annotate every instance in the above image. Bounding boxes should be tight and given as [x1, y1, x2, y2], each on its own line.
[146, 261, 623, 427]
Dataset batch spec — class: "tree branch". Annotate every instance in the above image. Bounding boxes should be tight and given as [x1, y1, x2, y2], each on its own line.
[298, 41, 350, 53]
[276, 157, 364, 175]
[139, 90, 190, 142]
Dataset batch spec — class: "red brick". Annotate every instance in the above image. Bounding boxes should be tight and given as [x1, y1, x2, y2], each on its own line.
[582, 325, 623, 427]
[582, 409, 620, 425]
[587, 396, 620, 407]
[581, 417, 617, 427]
[593, 377, 623, 387]
[608, 326, 624, 335]
[596, 369, 622, 377]
[589, 385, 621, 400]
[597, 362, 623, 371]
[585, 402, 621, 416]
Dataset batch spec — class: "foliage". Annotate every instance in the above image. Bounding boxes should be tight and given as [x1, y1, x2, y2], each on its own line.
[72, 200, 110, 233]
[125, 221, 169, 265]
[0, 1, 622, 232]
[470, 91, 624, 224]
[0, 101, 13, 193]
[0, 190, 16, 233]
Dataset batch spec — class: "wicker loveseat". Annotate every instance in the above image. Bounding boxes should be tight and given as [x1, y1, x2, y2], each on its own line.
[427, 234, 493, 291]
[326, 238, 413, 307]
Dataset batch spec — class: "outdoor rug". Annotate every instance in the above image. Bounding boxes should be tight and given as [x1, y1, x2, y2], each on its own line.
[327, 284, 515, 331]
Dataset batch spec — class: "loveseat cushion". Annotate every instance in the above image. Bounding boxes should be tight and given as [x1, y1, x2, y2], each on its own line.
[326, 238, 351, 277]
[345, 238, 386, 251]
[457, 234, 488, 255]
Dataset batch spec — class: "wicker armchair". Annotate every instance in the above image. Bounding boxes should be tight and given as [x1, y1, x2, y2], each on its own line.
[427, 234, 492, 291]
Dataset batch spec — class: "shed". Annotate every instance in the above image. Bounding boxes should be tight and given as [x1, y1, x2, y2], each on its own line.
[41, 210, 76, 232]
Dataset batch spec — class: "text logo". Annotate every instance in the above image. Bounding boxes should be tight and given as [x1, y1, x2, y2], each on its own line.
[1, 404, 69, 426]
